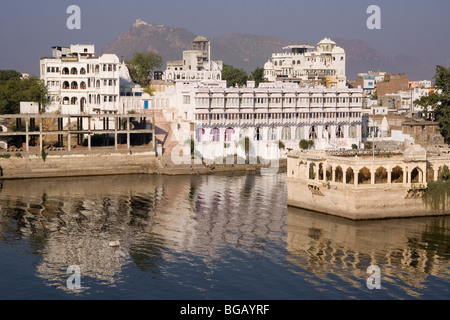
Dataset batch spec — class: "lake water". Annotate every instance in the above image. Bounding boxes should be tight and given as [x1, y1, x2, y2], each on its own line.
[0, 172, 449, 300]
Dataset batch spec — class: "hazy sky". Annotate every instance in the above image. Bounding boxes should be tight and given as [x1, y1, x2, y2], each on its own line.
[1, 0, 449, 76]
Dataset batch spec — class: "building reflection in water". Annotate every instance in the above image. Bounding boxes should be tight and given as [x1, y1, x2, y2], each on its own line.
[286, 207, 450, 298]
[0, 173, 287, 292]
[0, 173, 449, 297]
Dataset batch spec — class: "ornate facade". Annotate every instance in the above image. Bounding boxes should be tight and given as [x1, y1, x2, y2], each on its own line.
[40, 45, 121, 114]
[181, 81, 364, 151]
[287, 145, 450, 219]
[163, 36, 223, 82]
[264, 38, 346, 88]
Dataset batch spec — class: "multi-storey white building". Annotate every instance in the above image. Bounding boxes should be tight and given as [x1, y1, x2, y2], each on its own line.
[163, 36, 223, 82]
[172, 80, 364, 152]
[40, 44, 121, 114]
[264, 38, 346, 88]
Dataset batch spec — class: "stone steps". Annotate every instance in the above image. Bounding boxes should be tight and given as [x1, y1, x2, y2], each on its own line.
[153, 109, 181, 156]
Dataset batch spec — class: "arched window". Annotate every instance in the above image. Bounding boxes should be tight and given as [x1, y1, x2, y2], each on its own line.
[346, 167, 354, 184]
[70, 97, 78, 105]
[391, 166, 403, 183]
[336, 125, 343, 138]
[80, 97, 86, 112]
[309, 163, 316, 180]
[255, 127, 262, 141]
[96, 80, 100, 88]
[62, 97, 70, 105]
[309, 126, 317, 140]
[375, 167, 388, 184]
[295, 127, 305, 140]
[438, 165, 450, 181]
[196, 128, 205, 142]
[268, 127, 277, 141]
[70, 67, 78, 75]
[211, 128, 220, 142]
[71, 81, 78, 89]
[349, 125, 357, 139]
[62, 81, 70, 90]
[281, 127, 291, 140]
[62, 67, 69, 75]
[358, 167, 371, 185]
[80, 68, 86, 75]
[318, 163, 325, 181]
[411, 167, 423, 184]
[80, 81, 86, 89]
[239, 128, 249, 140]
[225, 127, 235, 141]
[335, 166, 343, 183]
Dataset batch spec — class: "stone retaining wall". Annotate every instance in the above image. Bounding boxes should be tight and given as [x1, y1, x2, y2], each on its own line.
[0, 151, 158, 179]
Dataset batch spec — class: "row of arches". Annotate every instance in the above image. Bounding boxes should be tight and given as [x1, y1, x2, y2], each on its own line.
[165, 72, 221, 81]
[61, 64, 116, 76]
[62, 81, 87, 90]
[305, 163, 450, 185]
[62, 80, 105, 90]
[195, 125, 359, 143]
[62, 67, 87, 75]
[62, 97, 86, 111]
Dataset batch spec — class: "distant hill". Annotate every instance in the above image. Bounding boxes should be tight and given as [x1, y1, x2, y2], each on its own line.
[102, 19, 434, 82]
[102, 19, 197, 63]
[210, 32, 292, 73]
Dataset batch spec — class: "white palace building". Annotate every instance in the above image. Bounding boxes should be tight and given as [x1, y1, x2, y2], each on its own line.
[263, 38, 347, 88]
[38, 36, 363, 158]
[163, 35, 223, 82]
[184, 80, 363, 152]
[157, 36, 363, 158]
[40, 44, 122, 114]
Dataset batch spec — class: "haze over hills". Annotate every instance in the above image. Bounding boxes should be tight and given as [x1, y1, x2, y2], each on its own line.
[102, 19, 434, 82]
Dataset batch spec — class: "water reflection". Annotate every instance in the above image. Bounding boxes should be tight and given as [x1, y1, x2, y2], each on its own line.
[286, 207, 450, 298]
[0, 173, 287, 294]
[0, 173, 449, 298]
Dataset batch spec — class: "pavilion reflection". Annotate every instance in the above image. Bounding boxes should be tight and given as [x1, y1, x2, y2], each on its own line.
[286, 206, 450, 297]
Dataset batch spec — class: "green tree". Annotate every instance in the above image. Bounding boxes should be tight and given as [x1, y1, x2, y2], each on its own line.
[300, 139, 314, 150]
[125, 52, 163, 87]
[0, 70, 22, 81]
[414, 65, 450, 142]
[250, 67, 265, 87]
[221, 63, 248, 87]
[414, 93, 441, 118]
[0, 73, 48, 114]
[434, 65, 450, 93]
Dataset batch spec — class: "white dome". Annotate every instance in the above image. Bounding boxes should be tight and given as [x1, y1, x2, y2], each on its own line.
[193, 35, 208, 42]
[119, 61, 132, 83]
[264, 60, 273, 69]
[318, 37, 336, 46]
